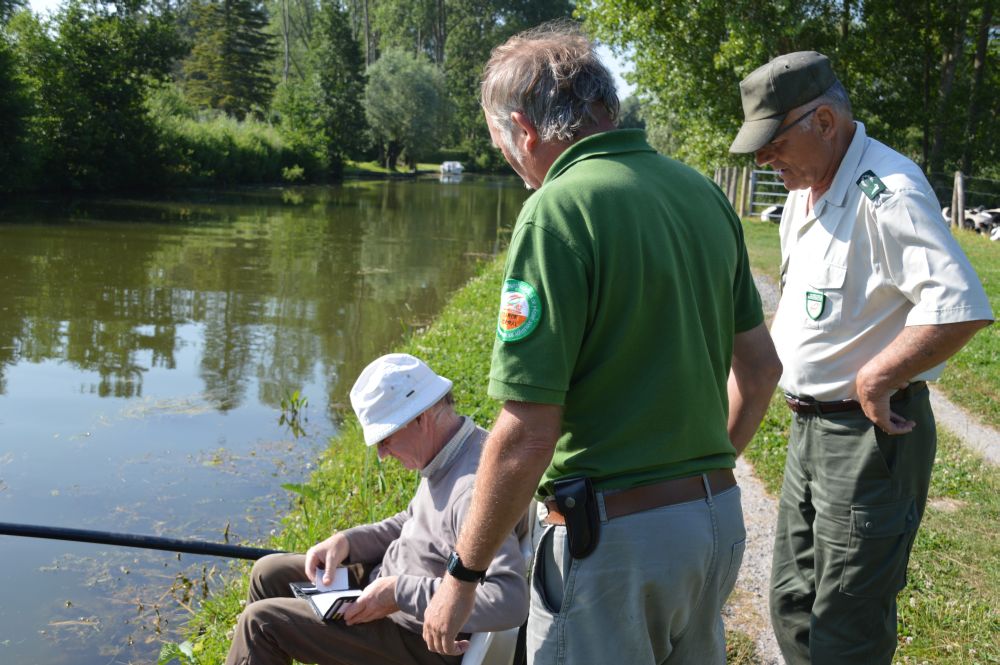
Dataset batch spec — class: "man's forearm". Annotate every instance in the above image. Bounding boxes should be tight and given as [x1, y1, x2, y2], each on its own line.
[857, 320, 991, 394]
[455, 401, 560, 571]
[728, 322, 783, 453]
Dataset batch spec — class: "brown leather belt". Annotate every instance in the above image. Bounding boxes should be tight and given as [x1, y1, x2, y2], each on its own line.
[543, 469, 736, 526]
[784, 381, 927, 416]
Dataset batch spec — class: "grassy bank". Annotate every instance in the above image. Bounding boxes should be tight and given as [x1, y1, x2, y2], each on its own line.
[741, 219, 999, 430]
[163, 254, 761, 664]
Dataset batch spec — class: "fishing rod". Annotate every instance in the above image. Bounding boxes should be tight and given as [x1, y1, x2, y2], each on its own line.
[0, 522, 285, 560]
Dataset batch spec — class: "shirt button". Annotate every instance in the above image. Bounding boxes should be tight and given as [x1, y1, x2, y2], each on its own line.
[865, 521, 873, 529]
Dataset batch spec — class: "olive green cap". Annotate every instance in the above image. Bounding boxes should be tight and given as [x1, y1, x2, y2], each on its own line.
[729, 51, 837, 153]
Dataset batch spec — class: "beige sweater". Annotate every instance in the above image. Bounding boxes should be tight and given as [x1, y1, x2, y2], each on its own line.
[342, 417, 529, 634]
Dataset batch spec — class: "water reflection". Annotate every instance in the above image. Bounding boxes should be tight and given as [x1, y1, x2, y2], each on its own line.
[0, 177, 526, 665]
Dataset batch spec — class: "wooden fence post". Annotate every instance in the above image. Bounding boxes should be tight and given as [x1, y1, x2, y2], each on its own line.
[739, 166, 749, 217]
[951, 171, 964, 228]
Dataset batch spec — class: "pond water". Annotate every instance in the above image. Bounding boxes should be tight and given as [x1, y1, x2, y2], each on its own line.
[0, 176, 527, 665]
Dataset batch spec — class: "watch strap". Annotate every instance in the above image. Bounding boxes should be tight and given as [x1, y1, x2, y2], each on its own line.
[447, 551, 486, 584]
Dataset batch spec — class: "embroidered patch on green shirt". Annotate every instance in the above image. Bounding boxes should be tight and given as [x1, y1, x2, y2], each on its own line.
[856, 170, 887, 201]
[497, 279, 541, 342]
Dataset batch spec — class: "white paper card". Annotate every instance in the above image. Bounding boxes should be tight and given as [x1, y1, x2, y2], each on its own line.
[313, 566, 349, 592]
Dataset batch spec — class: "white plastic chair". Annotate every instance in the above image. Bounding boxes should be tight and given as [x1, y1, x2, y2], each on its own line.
[461, 502, 541, 665]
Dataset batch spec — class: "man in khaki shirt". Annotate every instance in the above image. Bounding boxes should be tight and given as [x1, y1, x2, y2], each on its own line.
[730, 52, 993, 665]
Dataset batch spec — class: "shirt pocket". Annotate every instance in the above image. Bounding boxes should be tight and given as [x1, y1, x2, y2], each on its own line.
[839, 498, 919, 598]
[803, 262, 847, 330]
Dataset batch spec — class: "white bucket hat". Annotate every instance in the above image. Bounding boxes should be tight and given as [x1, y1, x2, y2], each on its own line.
[349, 353, 453, 446]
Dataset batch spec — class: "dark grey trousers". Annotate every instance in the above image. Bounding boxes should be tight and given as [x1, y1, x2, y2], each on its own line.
[226, 553, 461, 665]
[770, 386, 935, 665]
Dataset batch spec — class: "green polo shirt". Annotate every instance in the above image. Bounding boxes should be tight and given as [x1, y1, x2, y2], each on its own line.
[488, 129, 763, 497]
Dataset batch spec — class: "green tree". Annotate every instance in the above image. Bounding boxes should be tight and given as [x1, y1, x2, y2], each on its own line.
[442, 0, 573, 169]
[0, 28, 31, 192]
[184, 0, 277, 119]
[580, 0, 1000, 177]
[364, 48, 448, 170]
[273, 0, 366, 177]
[9, 0, 183, 191]
[1, 0, 25, 23]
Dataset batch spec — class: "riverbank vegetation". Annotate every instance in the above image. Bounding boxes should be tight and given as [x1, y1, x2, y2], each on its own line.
[1, 0, 572, 196]
[5, 1, 997, 197]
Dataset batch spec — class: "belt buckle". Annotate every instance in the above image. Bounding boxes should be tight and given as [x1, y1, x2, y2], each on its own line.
[786, 393, 822, 415]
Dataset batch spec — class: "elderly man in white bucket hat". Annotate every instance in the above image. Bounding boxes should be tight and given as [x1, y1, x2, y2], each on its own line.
[226, 353, 529, 665]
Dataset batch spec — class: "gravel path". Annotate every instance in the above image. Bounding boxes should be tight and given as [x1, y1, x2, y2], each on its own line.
[725, 275, 999, 663]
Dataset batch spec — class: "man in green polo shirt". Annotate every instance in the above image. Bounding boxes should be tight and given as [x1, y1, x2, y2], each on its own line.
[423, 22, 782, 664]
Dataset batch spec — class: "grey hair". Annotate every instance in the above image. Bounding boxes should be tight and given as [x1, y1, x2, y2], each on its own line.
[480, 20, 619, 146]
[814, 80, 852, 117]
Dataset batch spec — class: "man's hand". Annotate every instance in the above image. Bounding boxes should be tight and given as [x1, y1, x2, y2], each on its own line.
[855, 321, 990, 435]
[422, 575, 476, 656]
[304, 533, 349, 586]
[856, 369, 915, 435]
[343, 576, 399, 625]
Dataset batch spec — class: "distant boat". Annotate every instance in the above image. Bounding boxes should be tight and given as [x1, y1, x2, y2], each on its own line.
[440, 161, 464, 175]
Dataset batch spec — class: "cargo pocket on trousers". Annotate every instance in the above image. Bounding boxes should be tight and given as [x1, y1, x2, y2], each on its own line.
[840, 497, 919, 598]
[719, 538, 746, 600]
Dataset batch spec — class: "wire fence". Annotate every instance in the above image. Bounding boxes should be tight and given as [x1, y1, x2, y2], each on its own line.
[713, 167, 1000, 231]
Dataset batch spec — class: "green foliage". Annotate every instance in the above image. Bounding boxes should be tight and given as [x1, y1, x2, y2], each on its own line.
[312, 0, 367, 172]
[442, 0, 574, 168]
[0, 0, 24, 23]
[278, 388, 309, 438]
[580, 0, 1000, 176]
[364, 48, 450, 170]
[153, 110, 315, 186]
[183, 0, 278, 120]
[618, 95, 646, 130]
[8, 0, 184, 192]
[0, 26, 32, 193]
[271, 2, 366, 178]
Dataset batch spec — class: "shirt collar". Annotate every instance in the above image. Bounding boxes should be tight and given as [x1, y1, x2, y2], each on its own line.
[542, 129, 656, 187]
[420, 416, 475, 479]
[815, 121, 868, 212]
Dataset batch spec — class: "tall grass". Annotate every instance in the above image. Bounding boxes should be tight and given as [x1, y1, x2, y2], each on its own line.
[155, 113, 318, 188]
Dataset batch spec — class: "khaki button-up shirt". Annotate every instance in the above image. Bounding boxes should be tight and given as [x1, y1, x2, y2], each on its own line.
[771, 122, 993, 401]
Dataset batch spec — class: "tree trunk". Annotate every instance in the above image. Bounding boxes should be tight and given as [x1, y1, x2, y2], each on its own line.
[961, 0, 993, 174]
[281, 0, 290, 83]
[841, 0, 850, 40]
[363, 0, 372, 67]
[920, 0, 932, 169]
[928, 0, 968, 174]
[435, 0, 445, 64]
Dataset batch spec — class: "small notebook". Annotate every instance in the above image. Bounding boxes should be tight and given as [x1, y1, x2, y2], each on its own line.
[289, 567, 362, 621]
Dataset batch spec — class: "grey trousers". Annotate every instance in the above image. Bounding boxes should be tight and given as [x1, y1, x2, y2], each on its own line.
[770, 386, 935, 665]
[225, 553, 461, 665]
[527, 480, 746, 665]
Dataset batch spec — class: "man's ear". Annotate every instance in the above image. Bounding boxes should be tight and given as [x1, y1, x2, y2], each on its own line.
[510, 111, 538, 152]
[815, 106, 836, 138]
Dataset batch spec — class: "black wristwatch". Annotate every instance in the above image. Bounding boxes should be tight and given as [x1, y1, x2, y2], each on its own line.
[446, 551, 487, 584]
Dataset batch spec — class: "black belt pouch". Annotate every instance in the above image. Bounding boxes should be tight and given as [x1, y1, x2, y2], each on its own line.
[552, 476, 600, 559]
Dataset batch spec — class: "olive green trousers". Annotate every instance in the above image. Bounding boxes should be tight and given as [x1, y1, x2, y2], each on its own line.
[770, 386, 935, 665]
